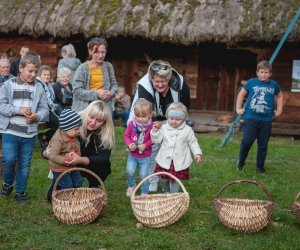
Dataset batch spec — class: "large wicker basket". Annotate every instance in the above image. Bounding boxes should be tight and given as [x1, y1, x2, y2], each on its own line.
[52, 167, 108, 225]
[130, 172, 190, 228]
[214, 180, 275, 233]
[292, 192, 300, 221]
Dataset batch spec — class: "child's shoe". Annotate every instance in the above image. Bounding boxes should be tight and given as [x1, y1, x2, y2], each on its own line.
[0, 184, 14, 197]
[126, 186, 136, 197]
[15, 192, 29, 204]
[149, 182, 158, 192]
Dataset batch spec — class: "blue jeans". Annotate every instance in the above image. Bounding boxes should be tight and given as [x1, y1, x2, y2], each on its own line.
[2, 134, 36, 193]
[113, 109, 129, 126]
[238, 118, 272, 172]
[52, 170, 82, 190]
[125, 154, 150, 194]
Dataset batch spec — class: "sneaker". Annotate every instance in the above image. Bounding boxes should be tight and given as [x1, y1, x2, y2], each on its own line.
[126, 186, 136, 197]
[0, 184, 14, 197]
[15, 192, 29, 204]
[149, 182, 158, 192]
[256, 169, 266, 176]
[236, 160, 244, 171]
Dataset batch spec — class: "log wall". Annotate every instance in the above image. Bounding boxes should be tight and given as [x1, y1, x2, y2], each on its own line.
[1, 36, 299, 135]
[0, 37, 59, 80]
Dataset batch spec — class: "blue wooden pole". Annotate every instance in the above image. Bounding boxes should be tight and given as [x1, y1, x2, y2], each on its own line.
[269, 8, 300, 64]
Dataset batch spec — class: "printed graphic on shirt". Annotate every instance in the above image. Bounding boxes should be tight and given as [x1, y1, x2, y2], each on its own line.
[250, 86, 274, 113]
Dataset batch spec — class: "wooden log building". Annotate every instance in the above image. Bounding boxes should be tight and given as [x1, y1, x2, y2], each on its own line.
[0, 0, 300, 135]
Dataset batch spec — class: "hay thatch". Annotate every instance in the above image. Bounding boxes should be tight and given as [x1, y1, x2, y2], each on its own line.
[0, 0, 300, 45]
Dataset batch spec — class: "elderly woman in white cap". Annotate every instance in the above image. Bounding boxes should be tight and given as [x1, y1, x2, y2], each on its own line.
[127, 60, 190, 192]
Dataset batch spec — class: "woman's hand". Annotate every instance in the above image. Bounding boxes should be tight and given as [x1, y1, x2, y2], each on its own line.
[96, 89, 114, 101]
[64, 152, 83, 166]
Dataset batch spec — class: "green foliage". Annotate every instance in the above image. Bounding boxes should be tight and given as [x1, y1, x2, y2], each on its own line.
[1, 129, 300, 249]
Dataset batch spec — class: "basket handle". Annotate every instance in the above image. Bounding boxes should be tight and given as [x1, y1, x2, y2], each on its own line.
[294, 192, 300, 203]
[52, 167, 106, 192]
[216, 179, 273, 202]
[131, 171, 188, 198]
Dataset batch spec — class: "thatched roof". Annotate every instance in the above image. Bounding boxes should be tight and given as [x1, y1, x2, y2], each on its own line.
[1, 0, 300, 45]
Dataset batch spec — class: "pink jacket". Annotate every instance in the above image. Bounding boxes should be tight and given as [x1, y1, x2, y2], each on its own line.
[124, 121, 154, 158]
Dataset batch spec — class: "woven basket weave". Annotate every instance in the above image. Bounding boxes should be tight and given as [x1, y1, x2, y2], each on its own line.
[52, 167, 108, 225]
[130, 172, 190, 228]
[214, 180, 275, 233]
[292, 192, 300, 222]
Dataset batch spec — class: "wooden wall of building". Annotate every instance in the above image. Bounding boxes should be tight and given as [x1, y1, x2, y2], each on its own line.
[107, 38, 199, 102]
[246, 43, 300, 92]
[0, 37, 59, 79]
[1, 36, 300, 132]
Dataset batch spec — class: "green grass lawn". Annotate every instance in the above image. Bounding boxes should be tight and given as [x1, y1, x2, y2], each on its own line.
[1, 127, 300, 250]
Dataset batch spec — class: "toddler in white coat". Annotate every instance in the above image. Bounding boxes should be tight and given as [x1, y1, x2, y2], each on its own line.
[150, 102, 202, 193]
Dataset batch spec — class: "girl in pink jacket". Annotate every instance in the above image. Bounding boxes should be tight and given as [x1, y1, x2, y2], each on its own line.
[124, 98, 154, 197]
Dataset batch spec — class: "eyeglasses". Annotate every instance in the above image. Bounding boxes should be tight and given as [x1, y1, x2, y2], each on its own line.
[89, 37, 107, 44]
[150, 62, 171, 72]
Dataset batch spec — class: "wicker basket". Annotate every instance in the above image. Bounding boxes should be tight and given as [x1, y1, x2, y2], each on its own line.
[292, 192, 300, 221]
[214, 180, 275, 233]
[130, 172, 190, 228]
[52, 167, 108, 225]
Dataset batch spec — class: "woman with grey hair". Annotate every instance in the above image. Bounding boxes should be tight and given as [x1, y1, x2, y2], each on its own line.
[52, 67, 73, 110]
[127, 60, 190, 192]
[57, 43, 81, 84]
[128, 60, 190, 123]
[0, 59, 14, 86]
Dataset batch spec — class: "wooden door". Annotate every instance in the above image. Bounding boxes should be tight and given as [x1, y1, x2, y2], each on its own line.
[196, 47, 256, 112]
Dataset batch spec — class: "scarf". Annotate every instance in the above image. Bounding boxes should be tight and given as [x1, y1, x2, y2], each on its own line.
[133, 117, 152, 154]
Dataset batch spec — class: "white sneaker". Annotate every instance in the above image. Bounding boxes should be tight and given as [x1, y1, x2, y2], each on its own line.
[126, 186, 136, 197]
[48, 170, 53, 179]
[149, 182, 158, 192]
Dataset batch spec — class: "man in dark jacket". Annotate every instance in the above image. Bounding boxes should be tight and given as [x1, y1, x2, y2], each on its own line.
[9, 45, 30, 76]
